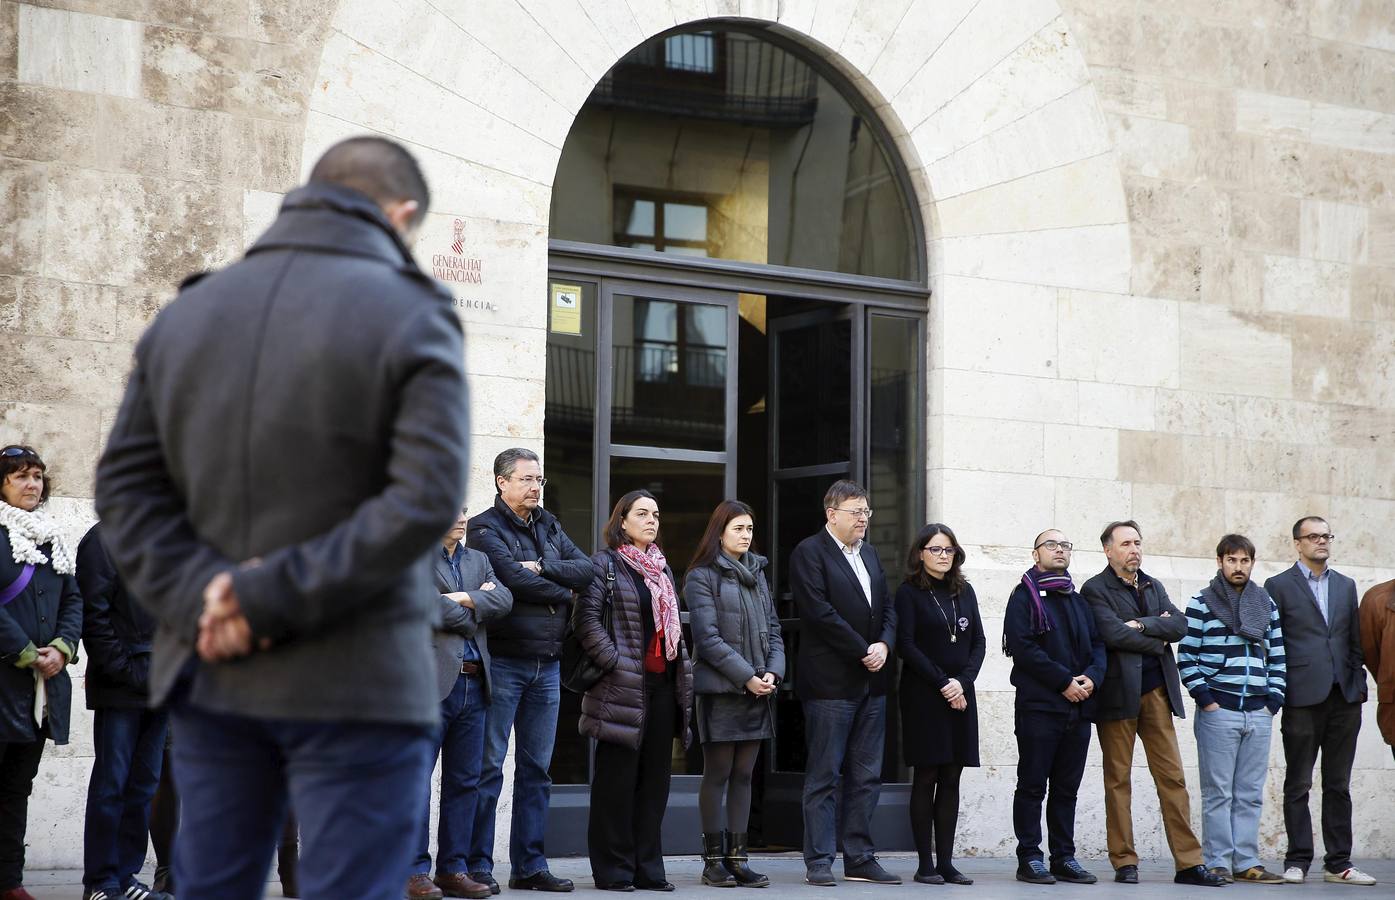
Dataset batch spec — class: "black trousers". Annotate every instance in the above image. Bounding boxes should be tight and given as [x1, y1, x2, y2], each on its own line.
[588, 679, 676, 886]
[1012, 708, 1090, 865]
[1281, 686, 1362, 873]
[0, 737, 47, 890]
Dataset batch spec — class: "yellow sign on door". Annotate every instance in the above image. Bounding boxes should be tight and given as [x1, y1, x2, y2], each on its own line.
[550, 283, 582, 335]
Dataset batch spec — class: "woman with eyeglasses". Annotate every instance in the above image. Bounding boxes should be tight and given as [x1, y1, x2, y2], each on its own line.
[574, 490, 694, 892]
[0, 445, 82, 900]
[683, 500, 784, 888]
[896, 524, 985, 886]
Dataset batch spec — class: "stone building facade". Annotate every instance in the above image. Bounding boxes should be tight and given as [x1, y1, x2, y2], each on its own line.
[3, 0, 1393, 869]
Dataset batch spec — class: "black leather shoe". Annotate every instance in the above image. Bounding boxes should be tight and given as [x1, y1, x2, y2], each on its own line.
[1016, 861, 1055, 885]
[937, 867, 973, 886]
[469, 873, 502, 896]
[1175, 865, 1226, 887]
[510, 871, 575, 892]
[1115, 865, 1139, 884]
[633, 882, 675, 892]
[912, 871, 944, 885]
[595, 883, 634, 892]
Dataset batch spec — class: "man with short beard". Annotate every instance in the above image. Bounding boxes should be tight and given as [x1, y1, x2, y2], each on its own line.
[1178, 534, 1286, 884]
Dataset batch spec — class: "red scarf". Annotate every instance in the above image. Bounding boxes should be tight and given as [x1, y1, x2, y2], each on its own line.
[616, 542, 680, 665]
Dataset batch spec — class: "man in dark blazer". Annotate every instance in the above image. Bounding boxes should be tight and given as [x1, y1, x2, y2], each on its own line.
[409, 508, 513, 900]
[1264, 517, 1373, 886]
[95, 137, 469, 900]
[1081, 521, 1218, 888]
[77, 523, 169, 900]
[790, 480, 898, 887]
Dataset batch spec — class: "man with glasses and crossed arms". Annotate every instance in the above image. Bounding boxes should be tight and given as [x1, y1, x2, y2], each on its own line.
[1263, 517, 1373, 886]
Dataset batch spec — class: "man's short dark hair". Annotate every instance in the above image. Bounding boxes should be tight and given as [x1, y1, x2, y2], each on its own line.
[308, 136, 430, 228]
[1292, 516, 1327, 539]
[1100, 520, 1142, 547]
[0, 445, 50, 505]
[1216, 534, 1256, 559]
[823, 479, 868, 511]
[493, 448, 540, 491]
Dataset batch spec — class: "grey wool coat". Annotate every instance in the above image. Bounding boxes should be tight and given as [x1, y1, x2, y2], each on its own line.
[574, 549, 694, 750]
[431, 545, 512, 703]
[682, 552, 785, 695]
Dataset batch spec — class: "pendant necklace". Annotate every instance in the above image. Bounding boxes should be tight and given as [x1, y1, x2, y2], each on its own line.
[928, 580, 959, 643]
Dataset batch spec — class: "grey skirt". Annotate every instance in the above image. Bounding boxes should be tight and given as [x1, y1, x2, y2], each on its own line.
[695, 692, 774, 743]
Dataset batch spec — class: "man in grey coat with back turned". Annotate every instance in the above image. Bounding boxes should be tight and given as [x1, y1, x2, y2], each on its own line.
[1264, 517, 1373, 886]
[95, 137, 469, 900]
[409, 508, 512, 900]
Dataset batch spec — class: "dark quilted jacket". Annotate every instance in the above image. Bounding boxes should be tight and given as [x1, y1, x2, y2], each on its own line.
[574, 549, 693, 750]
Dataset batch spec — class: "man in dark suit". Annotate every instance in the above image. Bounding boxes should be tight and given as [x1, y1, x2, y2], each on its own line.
[1264, 517, 1373, 886]
[789, 480, 899, 887]
[1081, 521, 1219, 888]
[95, 137, 470, 900]
[409, 508, 513, 900]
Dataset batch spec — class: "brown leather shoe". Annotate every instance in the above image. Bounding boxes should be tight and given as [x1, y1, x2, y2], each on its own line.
[407, 873, 445, 899]
[435, 872, 493, 899]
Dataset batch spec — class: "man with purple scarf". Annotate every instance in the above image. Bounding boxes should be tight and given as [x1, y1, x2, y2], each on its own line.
[1003, 529, 1106, 886]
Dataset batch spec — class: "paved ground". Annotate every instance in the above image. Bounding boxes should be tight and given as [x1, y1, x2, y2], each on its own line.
[17, 856, 1394, 899]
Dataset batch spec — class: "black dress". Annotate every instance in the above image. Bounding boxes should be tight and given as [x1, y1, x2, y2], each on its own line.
[895, 579, 985, 767]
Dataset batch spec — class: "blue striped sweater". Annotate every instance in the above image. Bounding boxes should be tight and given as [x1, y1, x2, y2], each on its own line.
[1177, 587, 1286, 712]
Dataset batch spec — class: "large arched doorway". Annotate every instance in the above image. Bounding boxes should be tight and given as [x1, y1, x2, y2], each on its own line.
[541, 21, 928, 855]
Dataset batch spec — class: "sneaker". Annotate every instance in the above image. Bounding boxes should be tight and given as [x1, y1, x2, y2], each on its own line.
[1282, 867, 1305, 884]
[508, 871, 574, 893]
[1324, 868, 1377, 886]
[468, 873, 501, 896]
[1051, 858, 1098, 885]
[124, 882, 174, 900]
[805, 866, 835, 887]
[1175, 865, 1226, 887]
[83, 891, 114, 900]
[1016, 860, 1056, 885]
[844, 858, 901, 885]
[1235, 866, 1285, 885]
[1209, 868, 1234, 884]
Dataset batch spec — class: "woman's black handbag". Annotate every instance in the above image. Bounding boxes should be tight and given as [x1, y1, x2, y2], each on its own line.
[561, 561, 615, 694]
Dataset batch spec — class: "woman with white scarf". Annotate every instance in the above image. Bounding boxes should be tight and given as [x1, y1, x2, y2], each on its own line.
[0, 445, 82, 900]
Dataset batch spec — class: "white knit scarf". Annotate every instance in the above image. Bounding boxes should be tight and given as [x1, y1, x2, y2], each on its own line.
[0, 501, 75, 575]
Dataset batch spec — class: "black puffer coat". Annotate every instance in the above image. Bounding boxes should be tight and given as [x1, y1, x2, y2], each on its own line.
[575, 549, 693, 750]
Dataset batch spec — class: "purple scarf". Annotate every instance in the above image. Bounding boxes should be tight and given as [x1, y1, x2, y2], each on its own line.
[1021, 566, 1076, 635]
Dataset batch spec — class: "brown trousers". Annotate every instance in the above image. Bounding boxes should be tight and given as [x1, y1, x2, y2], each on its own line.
[1096, 686, 1203, 870]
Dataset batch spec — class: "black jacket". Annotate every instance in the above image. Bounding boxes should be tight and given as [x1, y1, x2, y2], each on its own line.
[0, 527, 83, 743]
[789, 529, 897, 700]
[95, 182, 469, 727]
[1265, 563, 1365, 707]
[77, 524, 156, 710]
[1081, 567, 1187, 721]
[1004, 581, 1107, 719]
[467, 496, 593, 660]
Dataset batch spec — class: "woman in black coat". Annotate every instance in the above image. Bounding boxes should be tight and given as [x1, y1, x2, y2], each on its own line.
[896, 523, 984, 886]
[0, 445, 82, 898]
[574, 490, 694, 891]
[683, 500, 784, 888]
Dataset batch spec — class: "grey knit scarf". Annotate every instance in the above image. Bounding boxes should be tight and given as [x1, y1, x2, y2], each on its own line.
[1206, 572, 1269, 642]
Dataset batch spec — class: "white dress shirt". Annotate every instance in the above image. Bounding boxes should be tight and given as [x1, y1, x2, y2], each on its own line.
[826, 524, 872, 605]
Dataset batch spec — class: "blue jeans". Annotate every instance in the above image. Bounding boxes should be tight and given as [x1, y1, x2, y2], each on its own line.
[1195, 705, 1273, 872]
[469, 657, 560, 877]
[1013, 709, 1091, 864]
[83, 707, 168, 892]
[171, 703, 435, 900]
[415, 672, 486, 876]
[801, 693, 886, 870]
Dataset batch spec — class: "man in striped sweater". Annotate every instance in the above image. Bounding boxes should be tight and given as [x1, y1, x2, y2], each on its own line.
[1178, 534, 1287, 886]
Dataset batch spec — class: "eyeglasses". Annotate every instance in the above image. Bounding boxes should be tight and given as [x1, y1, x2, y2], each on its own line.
[921, 546, 956, 557]
[512, 476, 547, 487]
[1298, 533, 1335, 544]
[1035, 540, 1074, 552]
[829, 507, 873, 519]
